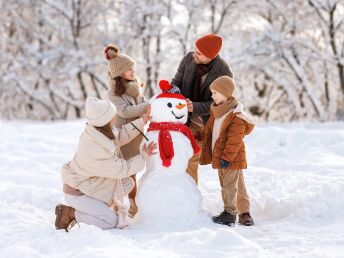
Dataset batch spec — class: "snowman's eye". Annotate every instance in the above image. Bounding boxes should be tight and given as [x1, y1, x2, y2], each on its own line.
[167, 103, 172, 108]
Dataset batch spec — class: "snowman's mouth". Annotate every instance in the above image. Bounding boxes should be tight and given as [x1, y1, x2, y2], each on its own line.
[171, 111, 185, 120]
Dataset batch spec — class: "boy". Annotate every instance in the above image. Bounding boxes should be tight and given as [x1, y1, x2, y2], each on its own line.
[200, 76, 255, 226]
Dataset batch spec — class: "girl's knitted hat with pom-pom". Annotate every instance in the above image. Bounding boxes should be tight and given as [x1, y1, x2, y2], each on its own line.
[104, 44, 135, 78]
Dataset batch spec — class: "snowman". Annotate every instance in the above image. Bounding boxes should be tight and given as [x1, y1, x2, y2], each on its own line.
[136, 80, 202, 228]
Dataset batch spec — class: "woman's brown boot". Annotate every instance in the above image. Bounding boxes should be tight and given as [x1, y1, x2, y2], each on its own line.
[55, 203, 77, 232]
[128, 198, 138, 218]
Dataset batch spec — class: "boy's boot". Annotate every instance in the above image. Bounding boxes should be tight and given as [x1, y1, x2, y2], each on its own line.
[212, 210, 236, 226]
[238, 212, 254, 226]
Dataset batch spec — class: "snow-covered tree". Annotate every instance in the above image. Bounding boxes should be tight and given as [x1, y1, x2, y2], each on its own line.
[0, 0, 116, 120]
[228, 0, 344, 121]
[1, 0, 343, 121]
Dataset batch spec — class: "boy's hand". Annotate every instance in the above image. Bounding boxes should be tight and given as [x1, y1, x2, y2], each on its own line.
[220, 159, 230, 169]
[186, 98, 193, 112]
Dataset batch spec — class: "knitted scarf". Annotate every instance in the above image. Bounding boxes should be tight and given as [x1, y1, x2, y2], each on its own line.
[211, 97, 238, 118]
[191, 58, 216, 101]
[124, 79, 141, 99]
[147, 122, 200, 167]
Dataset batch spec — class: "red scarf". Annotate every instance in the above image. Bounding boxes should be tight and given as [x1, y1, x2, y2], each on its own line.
[147, 122, 200, 167]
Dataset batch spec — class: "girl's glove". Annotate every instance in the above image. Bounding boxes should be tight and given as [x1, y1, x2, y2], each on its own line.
[220, 159, 230, 169]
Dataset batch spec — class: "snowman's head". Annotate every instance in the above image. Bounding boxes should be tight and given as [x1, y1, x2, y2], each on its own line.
[150, 80, 188, 124]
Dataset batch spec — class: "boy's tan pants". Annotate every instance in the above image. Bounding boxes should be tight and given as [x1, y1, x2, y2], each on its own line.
[186, 152, 251, 214]
[217, 169, 250, 213]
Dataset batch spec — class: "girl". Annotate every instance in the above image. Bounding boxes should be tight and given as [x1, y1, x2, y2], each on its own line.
[104, 44, 150, 217]
[55, 97, 156, 231]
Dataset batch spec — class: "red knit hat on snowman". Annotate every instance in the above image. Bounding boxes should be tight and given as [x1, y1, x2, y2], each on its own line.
[156, 80, 186, 100]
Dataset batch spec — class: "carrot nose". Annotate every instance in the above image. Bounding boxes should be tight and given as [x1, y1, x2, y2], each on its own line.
[176, 103, 186, 110]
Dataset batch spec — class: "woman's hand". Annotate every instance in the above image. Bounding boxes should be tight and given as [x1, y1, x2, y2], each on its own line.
[142, 141, 157, 156]
[143, 104, 152, 124]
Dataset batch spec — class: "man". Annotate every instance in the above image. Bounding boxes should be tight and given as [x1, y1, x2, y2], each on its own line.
[171, 33, 254, 226]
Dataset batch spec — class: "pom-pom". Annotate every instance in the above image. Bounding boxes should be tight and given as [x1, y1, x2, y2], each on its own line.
[159, 80, 171, 91]
[104, 45, 120, 61]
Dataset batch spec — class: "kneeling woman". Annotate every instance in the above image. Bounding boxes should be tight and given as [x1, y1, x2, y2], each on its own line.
[55, 97, 156, 231]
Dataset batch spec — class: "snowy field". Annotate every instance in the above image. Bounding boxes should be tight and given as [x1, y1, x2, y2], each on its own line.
[1, 120, 344, 258]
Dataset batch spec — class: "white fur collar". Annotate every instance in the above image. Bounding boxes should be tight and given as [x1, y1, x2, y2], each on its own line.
[233, 102, 257, 125]
[233, 102, 244, 113]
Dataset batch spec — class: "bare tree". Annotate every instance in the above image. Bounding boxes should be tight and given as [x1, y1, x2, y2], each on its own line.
[1, 0, 343, 121]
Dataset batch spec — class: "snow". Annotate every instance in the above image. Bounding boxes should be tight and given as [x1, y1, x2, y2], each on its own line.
[1, 120, 344, 257]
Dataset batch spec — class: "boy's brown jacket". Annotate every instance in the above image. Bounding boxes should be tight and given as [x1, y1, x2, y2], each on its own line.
[200, 102, 255, 170]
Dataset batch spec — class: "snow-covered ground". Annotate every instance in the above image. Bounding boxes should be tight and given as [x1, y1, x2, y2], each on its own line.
[1, 120, 344, 258]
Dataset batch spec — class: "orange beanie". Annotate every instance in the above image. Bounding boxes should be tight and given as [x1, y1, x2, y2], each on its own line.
[195, 34, 222, 59]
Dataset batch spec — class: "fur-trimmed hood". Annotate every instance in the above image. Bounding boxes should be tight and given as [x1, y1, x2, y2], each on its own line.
[233, 102, 257, 125]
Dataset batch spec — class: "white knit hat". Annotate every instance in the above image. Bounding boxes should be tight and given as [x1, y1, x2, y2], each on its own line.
[85, 97, 116, 127]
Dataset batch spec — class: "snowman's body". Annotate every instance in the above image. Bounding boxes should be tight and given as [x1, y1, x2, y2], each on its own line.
[136, 81, 202, 227]
[143, 130, 193, 173]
